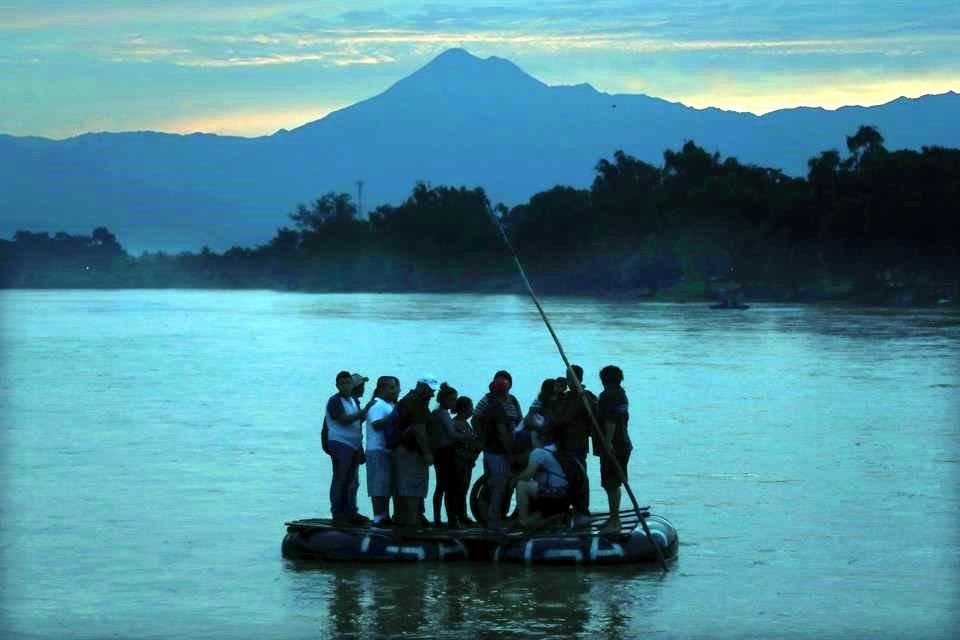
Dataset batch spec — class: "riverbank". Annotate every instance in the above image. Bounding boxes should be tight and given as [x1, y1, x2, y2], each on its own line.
[3, 275, 956, 308]
[4, 131, 958, 310]
[3, 230, 956, 308]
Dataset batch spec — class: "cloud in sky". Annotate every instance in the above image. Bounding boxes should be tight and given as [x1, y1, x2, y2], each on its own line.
[173, 52, 396, 68]
[1, 1, 957, 137]
[0, 2, 294, 30]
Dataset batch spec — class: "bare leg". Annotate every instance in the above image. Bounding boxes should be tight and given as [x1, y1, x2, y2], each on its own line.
[601, 485, 622, 532]
[516, 480, 537, 520]
[432, 487, 443, 526]
[516, 484, 530, 520]
[609, 485, 622, 518]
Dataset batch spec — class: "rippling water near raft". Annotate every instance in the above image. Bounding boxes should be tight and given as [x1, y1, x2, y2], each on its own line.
[1, 291, 958, 639]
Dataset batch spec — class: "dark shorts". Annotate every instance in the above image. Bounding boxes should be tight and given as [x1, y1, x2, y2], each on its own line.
[600, 449, 631, 490]
[393, 444, 428, 498]
[536, 481, 568, 499]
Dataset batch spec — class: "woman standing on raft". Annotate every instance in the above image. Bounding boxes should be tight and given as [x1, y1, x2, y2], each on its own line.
[450, 396, 481, 526]
[428, 382, 461, 527]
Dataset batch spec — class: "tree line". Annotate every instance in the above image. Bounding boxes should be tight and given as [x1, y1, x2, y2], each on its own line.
[2, 126, 957, 304]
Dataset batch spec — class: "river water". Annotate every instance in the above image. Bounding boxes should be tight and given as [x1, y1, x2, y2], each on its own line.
[1, 290, 958, 639]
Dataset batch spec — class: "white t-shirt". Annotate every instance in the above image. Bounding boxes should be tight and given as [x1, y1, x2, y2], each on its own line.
[364, 397, 395, 452]
[529, 444, 568, 488]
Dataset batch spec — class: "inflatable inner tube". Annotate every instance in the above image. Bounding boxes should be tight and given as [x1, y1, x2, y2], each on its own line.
[493, 515, 679, 565]
[283, 524, 470, 562]
[469, 473, 518, 526]
[281, 514, 678, 566]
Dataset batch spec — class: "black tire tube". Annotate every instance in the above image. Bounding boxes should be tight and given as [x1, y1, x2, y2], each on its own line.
[469, 473, 518, 526]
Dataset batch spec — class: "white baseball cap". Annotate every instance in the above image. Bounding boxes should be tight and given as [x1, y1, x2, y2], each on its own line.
[417, 375, 440, 392]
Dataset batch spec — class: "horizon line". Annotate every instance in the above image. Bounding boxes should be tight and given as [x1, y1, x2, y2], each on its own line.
[4, 88, 956, 142]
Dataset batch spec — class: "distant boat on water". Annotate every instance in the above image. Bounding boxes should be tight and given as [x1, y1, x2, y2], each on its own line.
[709, 282, 749, 310]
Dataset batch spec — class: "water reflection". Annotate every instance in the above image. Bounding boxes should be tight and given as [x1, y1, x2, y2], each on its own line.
[283, 561, 666, 638]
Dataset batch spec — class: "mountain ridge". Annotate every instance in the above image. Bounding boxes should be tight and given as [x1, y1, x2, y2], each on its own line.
[1, 48, 958, 252]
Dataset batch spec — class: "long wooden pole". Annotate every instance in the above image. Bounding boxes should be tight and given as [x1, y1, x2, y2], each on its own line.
[485, 207, 669, 573]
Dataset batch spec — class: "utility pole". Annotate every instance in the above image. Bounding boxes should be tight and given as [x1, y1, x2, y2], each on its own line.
[356, 180, 364, 218]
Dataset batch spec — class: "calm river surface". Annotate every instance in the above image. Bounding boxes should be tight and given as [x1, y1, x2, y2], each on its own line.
[1, 290, 958, 639]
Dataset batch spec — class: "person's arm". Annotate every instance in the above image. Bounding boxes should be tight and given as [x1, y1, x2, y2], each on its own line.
[515, 456, 539, 482]
[603, 392, 629, 449]
[524, 408, 545, 431]
[327, 396, 347, 422]
[512, 396, 526, 429]
[360, 399, 378, 422]
[340, 398, 375, 425]
[592, 393, 609, 456]
[369, 402, 391, 430]
[600, 419, 616, 456]
[472, 396, 488, 420]
[459, 417, 481, 444]
[443, 413, 469, 441]
[329, 395, 373, 425]
[497, 421, 512, 454]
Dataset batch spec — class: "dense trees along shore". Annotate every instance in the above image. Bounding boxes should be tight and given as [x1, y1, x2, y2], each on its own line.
[2, 127, 957, 305]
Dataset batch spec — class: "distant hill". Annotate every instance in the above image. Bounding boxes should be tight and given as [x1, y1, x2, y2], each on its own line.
[2, 48, 958, 252]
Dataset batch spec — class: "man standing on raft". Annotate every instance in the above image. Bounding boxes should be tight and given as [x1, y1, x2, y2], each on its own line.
[596, 365, 632, 534]
[325, 371, 375, 526]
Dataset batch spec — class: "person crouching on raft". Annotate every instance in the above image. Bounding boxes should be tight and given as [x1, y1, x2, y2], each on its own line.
[513, 421, 569, 528]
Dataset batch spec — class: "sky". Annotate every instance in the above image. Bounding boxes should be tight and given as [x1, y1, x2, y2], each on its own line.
[2, 0, 958, 139]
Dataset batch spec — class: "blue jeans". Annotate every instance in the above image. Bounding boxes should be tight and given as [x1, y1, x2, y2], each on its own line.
[328, 440, 360, 518]
[483, 452, 510, 529]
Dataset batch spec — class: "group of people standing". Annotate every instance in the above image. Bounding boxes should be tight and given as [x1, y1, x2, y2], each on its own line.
[321, 364, 632, 533]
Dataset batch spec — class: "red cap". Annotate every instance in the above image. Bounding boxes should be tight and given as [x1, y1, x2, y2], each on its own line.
[490, 377, 510, 393]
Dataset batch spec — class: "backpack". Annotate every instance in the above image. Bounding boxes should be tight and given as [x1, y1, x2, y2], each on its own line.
[549, 449, 587, 502]
[381, 407, 405, 450]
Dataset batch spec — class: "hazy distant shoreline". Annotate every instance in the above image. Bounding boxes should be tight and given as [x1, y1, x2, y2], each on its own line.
[2, 278, 954, 309]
